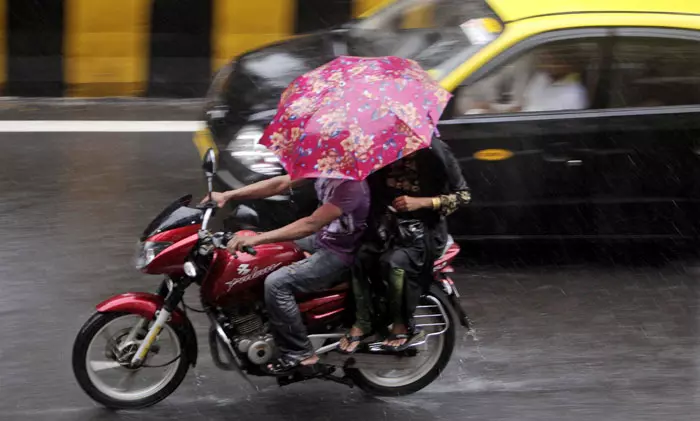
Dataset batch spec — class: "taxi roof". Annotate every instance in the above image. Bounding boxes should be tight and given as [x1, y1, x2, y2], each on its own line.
[487, 0, 700, 23]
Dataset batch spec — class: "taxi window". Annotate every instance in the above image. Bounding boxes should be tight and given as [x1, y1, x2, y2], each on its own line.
[349, 0, 499, 71]
[451, 39, 603, 117]
[608, 37, 700, 108]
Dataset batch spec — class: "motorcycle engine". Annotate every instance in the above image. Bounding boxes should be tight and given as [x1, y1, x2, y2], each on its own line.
[236, 334, 276, 365]
[228, 310, 277, 365]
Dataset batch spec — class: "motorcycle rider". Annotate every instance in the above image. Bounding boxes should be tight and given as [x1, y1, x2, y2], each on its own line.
[206, 174, 369, 373]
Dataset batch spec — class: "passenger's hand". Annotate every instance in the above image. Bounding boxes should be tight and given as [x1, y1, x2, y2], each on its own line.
[226, 235, 258, 254]
[392, 196, 432, 212]
[202, 192, 228, 208]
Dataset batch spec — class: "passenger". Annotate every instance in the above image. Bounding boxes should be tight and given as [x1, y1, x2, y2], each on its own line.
[469, 45, 588, 113]
[339, 136, 470, 353]
[519, 46, 589, 112]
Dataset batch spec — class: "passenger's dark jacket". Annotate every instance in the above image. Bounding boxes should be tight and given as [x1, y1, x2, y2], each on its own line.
[366, 136, 471, 241]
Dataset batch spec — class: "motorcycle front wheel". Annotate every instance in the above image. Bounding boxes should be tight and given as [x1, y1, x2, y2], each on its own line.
[345, 285, 458, 396]
[72, 312, 190, 409]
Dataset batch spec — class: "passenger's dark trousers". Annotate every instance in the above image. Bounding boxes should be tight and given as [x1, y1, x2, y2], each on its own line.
[264, 237, 349, 362]
[353, 222, 446, 332]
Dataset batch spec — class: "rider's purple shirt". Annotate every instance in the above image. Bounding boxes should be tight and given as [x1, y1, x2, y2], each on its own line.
[314, 178, 370, 264]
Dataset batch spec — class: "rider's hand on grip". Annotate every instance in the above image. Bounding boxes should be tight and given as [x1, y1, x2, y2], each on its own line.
[226, 235, 258, 256]
[201, 192, 228, 208]
[241, 246, 257, 256]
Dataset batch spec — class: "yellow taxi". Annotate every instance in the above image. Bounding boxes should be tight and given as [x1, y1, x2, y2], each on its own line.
[199, 0, 700, 241]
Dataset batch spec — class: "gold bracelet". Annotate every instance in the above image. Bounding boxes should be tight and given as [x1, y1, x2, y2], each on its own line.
[432, 197, 441, 210]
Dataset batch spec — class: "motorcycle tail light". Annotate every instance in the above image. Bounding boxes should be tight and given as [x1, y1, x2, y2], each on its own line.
[134, 241, 173, 270]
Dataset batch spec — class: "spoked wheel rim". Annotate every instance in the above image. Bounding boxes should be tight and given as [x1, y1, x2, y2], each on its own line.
[358, 295, 447, 388]
[84, 314, 182, 402]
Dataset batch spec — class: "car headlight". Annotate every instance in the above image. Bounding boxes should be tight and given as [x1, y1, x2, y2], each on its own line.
[226, 125, 283, 176]
[134, 241, 173, 270]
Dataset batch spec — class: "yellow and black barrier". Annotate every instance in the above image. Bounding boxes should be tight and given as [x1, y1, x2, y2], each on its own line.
[0, 0, 391, 98]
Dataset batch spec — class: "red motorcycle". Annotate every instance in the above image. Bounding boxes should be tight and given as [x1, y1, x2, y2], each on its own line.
[72, 149, 470, 409]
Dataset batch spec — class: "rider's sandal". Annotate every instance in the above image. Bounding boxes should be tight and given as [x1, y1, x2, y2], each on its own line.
[338, 332, 373, 355]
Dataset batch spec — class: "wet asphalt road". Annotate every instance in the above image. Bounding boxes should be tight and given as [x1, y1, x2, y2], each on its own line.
[0, 127, 699, 420]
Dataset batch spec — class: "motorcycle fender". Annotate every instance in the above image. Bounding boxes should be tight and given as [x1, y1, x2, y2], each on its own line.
[96, 292, 198, 367]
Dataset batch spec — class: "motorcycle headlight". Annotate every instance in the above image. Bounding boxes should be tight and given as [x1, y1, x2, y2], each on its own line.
[226, 125, 283, 176]
[134, 241, 173, 270]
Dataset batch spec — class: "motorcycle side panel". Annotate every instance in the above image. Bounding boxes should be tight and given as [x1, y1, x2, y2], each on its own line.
[434, 243, 460, 273]
[202, 231, 304, 306]
[299, 292, 348, 325]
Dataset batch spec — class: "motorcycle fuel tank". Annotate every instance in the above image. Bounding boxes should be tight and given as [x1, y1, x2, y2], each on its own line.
[202, 230, 304, 306]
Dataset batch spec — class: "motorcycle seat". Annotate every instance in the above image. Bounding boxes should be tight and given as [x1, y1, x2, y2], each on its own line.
[296, 280, 350, 300]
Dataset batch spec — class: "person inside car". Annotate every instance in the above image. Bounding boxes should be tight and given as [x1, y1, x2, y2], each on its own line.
[338, 136, 470, 353]
[465, 44, 589, 114]
[207, 175, 369, 373]
[518, 46, 589, 112]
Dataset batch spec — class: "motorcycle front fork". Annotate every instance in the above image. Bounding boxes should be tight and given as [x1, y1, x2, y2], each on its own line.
[129, 277, 188, 367]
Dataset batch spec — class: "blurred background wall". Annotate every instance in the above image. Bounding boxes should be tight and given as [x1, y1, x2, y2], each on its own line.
[0, 0, 390, 98]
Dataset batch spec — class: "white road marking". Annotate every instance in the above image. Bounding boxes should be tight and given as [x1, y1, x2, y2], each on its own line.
[0, 120, 204, 132]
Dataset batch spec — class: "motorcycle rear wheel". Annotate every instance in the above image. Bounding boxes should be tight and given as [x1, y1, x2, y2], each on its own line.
[72, 311, 190, 409]
[346, 285, 458, 396]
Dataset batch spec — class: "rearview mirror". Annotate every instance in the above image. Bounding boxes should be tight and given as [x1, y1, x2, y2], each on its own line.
[202, 148, 217, 177]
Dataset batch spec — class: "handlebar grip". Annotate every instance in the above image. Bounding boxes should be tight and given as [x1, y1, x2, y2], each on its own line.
[241, 245, 257, 256]
[196, 200, 218, 210]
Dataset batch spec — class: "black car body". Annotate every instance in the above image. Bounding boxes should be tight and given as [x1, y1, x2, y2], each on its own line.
[198, 0, 700, 241]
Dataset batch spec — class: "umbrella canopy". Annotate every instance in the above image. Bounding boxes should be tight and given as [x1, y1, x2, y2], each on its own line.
[259, 55, 451, 180]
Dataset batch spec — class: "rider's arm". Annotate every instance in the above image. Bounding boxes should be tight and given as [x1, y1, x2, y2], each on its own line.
[223, 175, 292, 201]
[214, 176, 311, 205]
[247, 203, 342, 245]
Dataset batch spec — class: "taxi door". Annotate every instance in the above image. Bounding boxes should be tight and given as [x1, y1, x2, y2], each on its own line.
[438, 29, 609, 240]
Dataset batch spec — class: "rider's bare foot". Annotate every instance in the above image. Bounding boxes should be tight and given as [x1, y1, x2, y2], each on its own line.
[339, 326, 365, 353]
[300, 354, 319, 366]
[383, 324, 408, 348]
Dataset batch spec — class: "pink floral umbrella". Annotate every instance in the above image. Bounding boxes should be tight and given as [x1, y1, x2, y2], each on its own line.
[259, 56, 451, 181]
